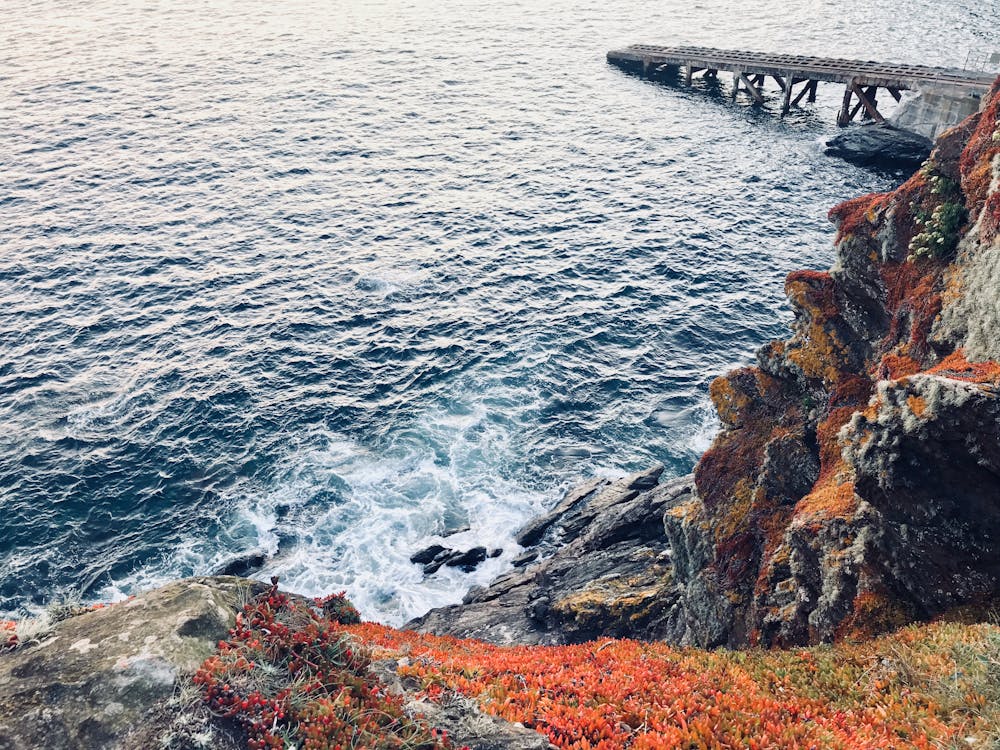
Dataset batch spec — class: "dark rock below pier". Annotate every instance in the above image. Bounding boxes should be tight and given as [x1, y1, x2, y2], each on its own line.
[824, 124, 933, 168]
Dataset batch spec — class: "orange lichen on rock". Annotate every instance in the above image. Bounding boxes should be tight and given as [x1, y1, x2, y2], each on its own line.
[907, 394, 929, 418]
[879, 259, 946, 362]
[879, 352, 922, 380]
[828, 192, 889, 242]
[927, 349, 1000, 383]
[708, 370, 755, 427]
[795, 481, 857, 522]
[784, 271, 849, 384]
[837, 589, 918, 643]
[980, 188, 1000, 245]
[959, 78, 1000, 218]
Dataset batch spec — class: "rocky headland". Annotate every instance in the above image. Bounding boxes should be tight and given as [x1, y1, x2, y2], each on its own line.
[2, 78, 999, 750]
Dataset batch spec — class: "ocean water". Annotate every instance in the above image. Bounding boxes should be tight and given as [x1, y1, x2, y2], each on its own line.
[1, 0, 994, 623]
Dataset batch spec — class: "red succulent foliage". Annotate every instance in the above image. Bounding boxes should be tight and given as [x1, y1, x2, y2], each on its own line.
[0, 620, 16, 652]
[193, 581, 459, 750]
[347, 619, 999, 750]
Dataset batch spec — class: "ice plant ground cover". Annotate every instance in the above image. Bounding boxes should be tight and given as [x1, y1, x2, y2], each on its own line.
[186, 582, 1000, 750]
[352, 620, 1000, 749]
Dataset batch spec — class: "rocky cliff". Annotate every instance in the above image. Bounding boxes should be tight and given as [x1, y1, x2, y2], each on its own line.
[668, 77, 1000, 647]
[415, 78, 1000, 649]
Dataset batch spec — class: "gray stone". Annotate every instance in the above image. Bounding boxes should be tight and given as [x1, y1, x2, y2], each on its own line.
[824, 124, 933, 169]
[408, 470, 693, 645]
[370, 660, 554, 750]
[0, 576, 262, 750]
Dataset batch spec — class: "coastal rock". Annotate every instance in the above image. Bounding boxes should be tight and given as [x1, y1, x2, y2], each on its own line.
[0, 576, 262, 750]
[411, 544, 448, 565]
[444, 547, 489, 572]
[408, 79, 1000, 652]
[824, 124, 933, 169]
[408, 468, 693, 645]
[213, 551, 268, 578]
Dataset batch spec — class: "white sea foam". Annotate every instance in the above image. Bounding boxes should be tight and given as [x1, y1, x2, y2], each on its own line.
[246, 406, 551, 625]
[98, 399, 554, 626]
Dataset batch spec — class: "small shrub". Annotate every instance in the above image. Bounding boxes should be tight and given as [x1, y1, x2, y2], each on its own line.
[908, 164, 967, 261]
[316, 592, 361, 625]
[193, 580, 456, 750]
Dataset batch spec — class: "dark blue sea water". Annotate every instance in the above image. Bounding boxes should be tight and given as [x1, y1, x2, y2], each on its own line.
[1, 0, 994, 623]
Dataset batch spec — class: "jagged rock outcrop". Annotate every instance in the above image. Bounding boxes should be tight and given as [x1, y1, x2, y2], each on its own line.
[409, 469, 694, 645]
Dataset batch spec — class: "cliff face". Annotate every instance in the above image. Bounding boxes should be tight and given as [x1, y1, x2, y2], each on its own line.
[668, 79, 1000, 647]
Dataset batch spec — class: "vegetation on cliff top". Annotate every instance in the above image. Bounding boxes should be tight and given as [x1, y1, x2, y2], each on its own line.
[192, 581, 457, 750]
[183, 585, 999, 750]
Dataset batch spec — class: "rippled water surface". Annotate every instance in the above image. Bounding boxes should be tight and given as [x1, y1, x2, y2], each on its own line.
[1, 0, 995, 621]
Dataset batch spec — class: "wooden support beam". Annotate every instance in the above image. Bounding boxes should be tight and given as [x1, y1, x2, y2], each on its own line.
[851, 82, 885, 123]
[732, 71, 741, 100]
[738, 72, 765, 104]
[772, 73, 787, 92]
[837, 83, 853, 126]
[752, 73, 766, 87]
[807, 80, 818, 102]
[781, 74, 794, 115]
[685, 64, 693, 86]
[887, 86, 902, 102]
[791, 79, 814, 106]
[704, 68, 718, 79]
[860, 86, 880, 120]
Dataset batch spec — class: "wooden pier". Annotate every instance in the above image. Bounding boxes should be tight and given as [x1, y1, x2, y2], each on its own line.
[607, 45, 996, 125]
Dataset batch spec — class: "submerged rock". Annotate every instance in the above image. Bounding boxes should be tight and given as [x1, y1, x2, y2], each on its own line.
[412, 544, 497, 575]
[212, 551, 268, 578]
[410, 544, 449, 565]
[444, 547, 489, 572]
[824, 124, 933, 168]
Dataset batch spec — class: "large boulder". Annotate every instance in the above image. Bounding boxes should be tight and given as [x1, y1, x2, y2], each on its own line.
[824, 124, 933, 169]
[0, 576, 260, 750]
